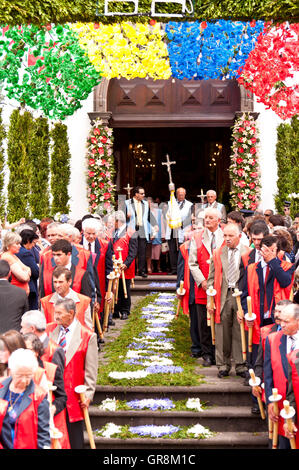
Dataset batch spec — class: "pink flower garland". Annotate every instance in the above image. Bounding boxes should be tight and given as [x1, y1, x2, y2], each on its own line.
[238, 22, 299, 120]
[86, 119, 116, 214]
[229, 113, 261, 211]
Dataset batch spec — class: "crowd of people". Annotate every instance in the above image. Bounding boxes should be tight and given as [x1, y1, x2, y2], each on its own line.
[0, 184, 298, 449]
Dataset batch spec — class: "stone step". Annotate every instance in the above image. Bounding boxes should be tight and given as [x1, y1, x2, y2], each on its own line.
[84, 431, 269, 449]
[130, 275, 177, 295]
[89, 405, 267, 432]
[94, 377, 253, 407]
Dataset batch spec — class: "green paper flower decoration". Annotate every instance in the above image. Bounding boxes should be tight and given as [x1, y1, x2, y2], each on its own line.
[0, 23, 102, 120]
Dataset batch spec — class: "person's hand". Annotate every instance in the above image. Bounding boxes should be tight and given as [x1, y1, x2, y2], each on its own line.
[260, 245, 276, 263]
[251, 386, 262, 398]
[268, 403, 279, 422]
[50, 404, 56, 417]
[105, 292, 113, 304]
[201, 280, 208, 291]
[207, 307, 214, 318]
[237, 310, 244, 324]
[119, 263, 127, 271]
[79, 395, 91, 410]
[283, 421, 297, 439]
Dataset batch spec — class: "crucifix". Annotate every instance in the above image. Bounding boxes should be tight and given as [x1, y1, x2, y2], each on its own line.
[197, 188, 207, 207]
[124, 183, 133, 199]
[162, 154, 176, 191]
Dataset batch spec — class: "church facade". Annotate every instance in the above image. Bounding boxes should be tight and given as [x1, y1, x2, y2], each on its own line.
[66, 77, 282, 220]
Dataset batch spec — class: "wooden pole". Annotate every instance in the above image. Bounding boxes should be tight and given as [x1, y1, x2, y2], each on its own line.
[74, 385, 96, 449]
[233, 289, 247, 361]
[176, 280, 185, 318]
[245, 296, 256, 354]
[248, 369, 266, 419]
[116, 247, 127, 299]
[103, 273, 115, 332]
[206, 286, 216, 345]
[280, 400, 297, 449]
[269, 388, 282, 449]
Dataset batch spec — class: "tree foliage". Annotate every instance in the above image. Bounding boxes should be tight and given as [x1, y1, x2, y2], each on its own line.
[50, 122, 71, 216]
[275, 116, 299, 217]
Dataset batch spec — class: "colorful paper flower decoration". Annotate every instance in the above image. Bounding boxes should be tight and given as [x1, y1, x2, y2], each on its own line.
[70, 21, 172, 80]
[0, 24, 102, 120]
[165, 20, 264, 80]
[238, 22, 299, 120]
[229, 113, 261, 211]
[86, 118, 116, 214]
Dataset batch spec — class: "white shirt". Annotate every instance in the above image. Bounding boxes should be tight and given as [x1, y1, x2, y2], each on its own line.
[83, 238, 95, 253]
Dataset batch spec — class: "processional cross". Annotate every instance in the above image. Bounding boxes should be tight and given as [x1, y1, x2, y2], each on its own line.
[162, 154, 176, 191]
[197, 188, 207, 207]
[124, 183, 133, 199]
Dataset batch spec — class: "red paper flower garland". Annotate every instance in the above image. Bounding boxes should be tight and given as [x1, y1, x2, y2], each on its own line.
[229, 113, 261, 211]
[86, 119, 116, 214]
[238, 22, 299, 120]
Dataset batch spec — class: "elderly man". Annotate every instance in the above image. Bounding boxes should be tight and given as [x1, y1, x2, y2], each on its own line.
[207, 223, 250, 378]
[46, 298, 98, 449]
[264, 303, 299, 449]
[188, 207, 224, 366]
[112, 210, 138, 320]
[81, 217, 114, 322]
[40, 266, 92, 330]
[20, 309, 65, 375]
[204, 189, 226, 224]
[165, 187, 193, 275]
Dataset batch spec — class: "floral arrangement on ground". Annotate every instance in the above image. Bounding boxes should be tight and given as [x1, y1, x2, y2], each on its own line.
[98, 397, 208, 412]
[95, 422, 214, 440]
[97, 292, 205, 386]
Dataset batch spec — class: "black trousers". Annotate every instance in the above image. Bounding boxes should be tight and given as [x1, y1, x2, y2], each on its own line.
[189, 302, 202, 355]
[137, 235, 147, 274]
[168, 237, 179, 273]
[114, 278, 131, 316]
[196, 303, 214, 359]
[66, 410, 84, 449]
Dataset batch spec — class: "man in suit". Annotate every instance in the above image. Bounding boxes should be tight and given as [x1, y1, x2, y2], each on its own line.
[112, 210, 138, 320]
[264, 303, 299, 449]
[16, 229, 40, 310]
[207, 223, 250, 378]
[46, 298, 98, 449]
[125, 186, 157, 277]
[165, 187, 193, 275]
[204, 189, 227, 224]
[81, 217, 114, 324]
[40, 266, 92, 330]
[245, 221, 269, 265]
[188, 207, 224, 366]
[0, 260, 29, 334]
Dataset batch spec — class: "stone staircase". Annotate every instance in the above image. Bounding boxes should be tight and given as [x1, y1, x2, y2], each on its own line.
[85, 277, 269, 449]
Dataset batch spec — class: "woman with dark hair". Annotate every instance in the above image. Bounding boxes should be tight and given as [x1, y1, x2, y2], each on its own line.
[0, 330, 27, 382]
[16, 229, 40, 309]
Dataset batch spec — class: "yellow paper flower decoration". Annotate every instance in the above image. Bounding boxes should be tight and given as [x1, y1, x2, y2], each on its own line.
[70, 22, 172, 80]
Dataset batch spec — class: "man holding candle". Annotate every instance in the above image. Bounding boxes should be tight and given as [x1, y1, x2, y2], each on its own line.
[264, 303, 299, 448]
[241, 235, 295, 370]
[207, 223, 250, 378]
[188, 207, 224, 366]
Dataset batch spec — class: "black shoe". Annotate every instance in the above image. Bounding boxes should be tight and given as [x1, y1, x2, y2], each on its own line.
[108, 315, 115, 326]
[251, 403, 260, 415]
[190, 352, 202, 358]
[217, 370, 229, 378]
[236, 371, 248, 379]
[121, 313, 128, 320]
[202, 356, 213, 367]
[140, 272, 148, 278]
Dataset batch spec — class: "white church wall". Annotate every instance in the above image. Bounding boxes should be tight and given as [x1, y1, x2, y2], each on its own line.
[254, 98, 286, 213]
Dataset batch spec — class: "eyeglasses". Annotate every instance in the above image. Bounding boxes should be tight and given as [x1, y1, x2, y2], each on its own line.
[264, 213, 271, 217]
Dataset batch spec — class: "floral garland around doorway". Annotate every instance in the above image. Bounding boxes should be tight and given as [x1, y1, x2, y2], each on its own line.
[229, 113, 261, 211]
[86, 118, 116, 215]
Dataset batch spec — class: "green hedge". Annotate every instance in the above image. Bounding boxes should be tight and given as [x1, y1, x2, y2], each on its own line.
[50, 122, 71, 216]
[6, 108, 33, 222]
[275, 116, 299, 217]
[0, 0, 298, 25]
[29, 117, 50, 219]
